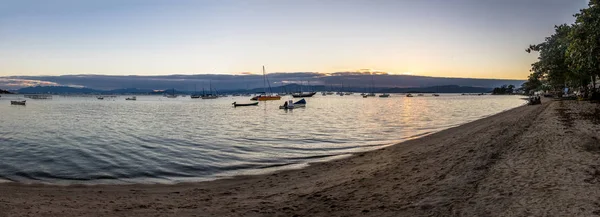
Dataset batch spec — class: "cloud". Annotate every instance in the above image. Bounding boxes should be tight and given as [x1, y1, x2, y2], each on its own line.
[0, 78, 61, 88]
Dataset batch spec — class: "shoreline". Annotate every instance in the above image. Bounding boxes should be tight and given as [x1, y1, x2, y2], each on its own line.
[3, 99, 600, 216]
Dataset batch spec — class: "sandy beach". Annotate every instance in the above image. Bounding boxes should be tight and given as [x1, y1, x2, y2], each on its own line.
[1, 99, 600, 217]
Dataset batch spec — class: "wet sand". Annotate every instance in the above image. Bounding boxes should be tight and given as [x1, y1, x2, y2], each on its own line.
[2, 99, 600, 217]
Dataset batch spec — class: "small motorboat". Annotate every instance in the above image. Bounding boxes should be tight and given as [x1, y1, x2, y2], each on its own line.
[406, 94, 414, 97]
[379, 93, 390, 98]
[232, 102, 259, 107]
[279, 100, 295, 109]
[126, 96, 136, 101]
[363, 95, 368, 98]
[433, 94, 440, 97]
[293, 98, 306, 108]
[97, 96, 104, 100]
[11, 100, 26, 105]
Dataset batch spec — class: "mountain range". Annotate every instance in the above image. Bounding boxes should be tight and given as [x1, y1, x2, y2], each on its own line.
[14, 84, 493, 94]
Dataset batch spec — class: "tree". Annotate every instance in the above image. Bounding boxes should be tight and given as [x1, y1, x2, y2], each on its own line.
[526, 24, 573, 91]
[568, 0, 600, 95]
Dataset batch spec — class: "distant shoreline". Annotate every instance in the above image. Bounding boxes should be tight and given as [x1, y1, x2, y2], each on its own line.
[4, 99, 598, 216]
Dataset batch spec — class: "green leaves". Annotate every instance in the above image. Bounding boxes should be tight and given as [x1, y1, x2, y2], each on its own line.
[525, 2, 600, 94]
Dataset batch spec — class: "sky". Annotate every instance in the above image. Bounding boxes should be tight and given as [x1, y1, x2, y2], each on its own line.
[0, 0, 590, 79]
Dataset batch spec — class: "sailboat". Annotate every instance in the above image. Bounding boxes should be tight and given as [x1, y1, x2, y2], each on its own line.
[166, 89, 177, 98]
[292, 81, 317, 98]
[367, 74, 376, 97]
[201, 81, 218, 99]
[191, 84, 201, 99]
[336, 82, 345, 96]
[251, 66, 281, 101]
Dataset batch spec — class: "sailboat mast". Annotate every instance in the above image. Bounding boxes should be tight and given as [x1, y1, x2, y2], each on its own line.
[262, 66, 267, 94]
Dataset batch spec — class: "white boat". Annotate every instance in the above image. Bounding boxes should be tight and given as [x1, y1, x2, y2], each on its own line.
[11, 100, 26, 105]
[278, 99, 306, 109]
[379, 93, 390, 98]
[97, 96, 104, 100]
[417, 93, 424, 96]
[126, 96, 136, 100]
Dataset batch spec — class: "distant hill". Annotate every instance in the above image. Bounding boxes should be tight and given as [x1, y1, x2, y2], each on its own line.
[15, 84, 492, 94]
[0, 89, 12, 94]
[379, 85, 492, 93]
[16, 86, 100, 94]
[222, 84, 491, 94]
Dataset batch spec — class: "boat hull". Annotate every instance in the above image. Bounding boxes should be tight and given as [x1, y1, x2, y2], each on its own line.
[11, 101, 26, 105]
[291, 92, 316, 98]
[252, 96, 281, 101]
[233, 102, 259, 107]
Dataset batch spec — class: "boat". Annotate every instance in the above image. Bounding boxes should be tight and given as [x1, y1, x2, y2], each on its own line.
[202, 94, 218, 99]
[367, 93, 376, 97]
[279, 99, 295, 109]
[191, 84, 201, 99]
[165, 89, 177, 98]
[344, 92, 353, 95]
[379, 93, 390, 98]
[125, 96, 136, 100]
[433, 94, 440, 97]
[292, 92, 316, 98]
[97, 96, 104, 100]
[417, 93, 424, 96]
[406, 93, 414, 97]
[232, 102, 259, 107]
[24, 94, 52, 100]
[10, 100, 26, 105]
[336, 82, 345, 96]
[321, 92, 327, 96]
[293, 98, 306, 108]
[292, 81, 316, 98]
[362, 95, 368, 98]
[201, 82, 219, 99]
[251, 94, 281, 101]
[251, 66, 281, 101]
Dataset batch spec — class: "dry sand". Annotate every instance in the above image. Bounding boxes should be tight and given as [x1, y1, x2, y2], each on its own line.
[1, 99, 600, 217]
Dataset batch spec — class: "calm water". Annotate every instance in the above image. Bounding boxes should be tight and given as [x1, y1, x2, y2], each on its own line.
[0, 94, 525, 184]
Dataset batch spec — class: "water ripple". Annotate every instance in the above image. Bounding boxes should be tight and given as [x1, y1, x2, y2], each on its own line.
[0, 94, 525, 184]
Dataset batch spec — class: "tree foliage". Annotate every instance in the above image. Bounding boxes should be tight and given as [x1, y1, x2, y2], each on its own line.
[524, 1, 600, 96]
[492, 84, 515, 95]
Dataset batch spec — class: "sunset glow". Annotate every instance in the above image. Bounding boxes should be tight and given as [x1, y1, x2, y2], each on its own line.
[0, 0, 589, 80]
